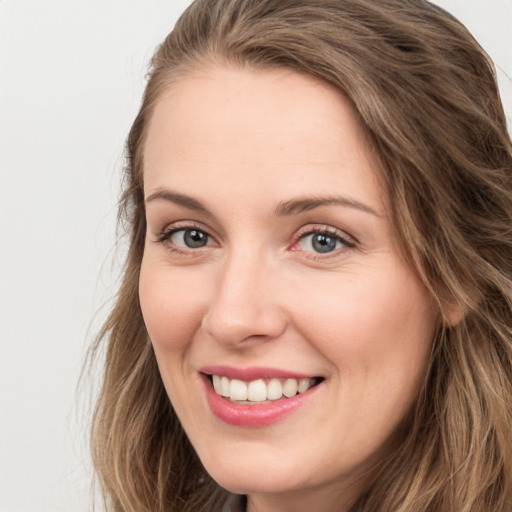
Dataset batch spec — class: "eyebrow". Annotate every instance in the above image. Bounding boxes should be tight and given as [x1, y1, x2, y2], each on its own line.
[145, 189, 213, 215]
[274, 196, 380, 217]
[145, 189, 380, 217]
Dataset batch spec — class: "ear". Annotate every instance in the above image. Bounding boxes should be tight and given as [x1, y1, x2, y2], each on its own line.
[443, 303, 465, 327]
[442, 291, 479, 328]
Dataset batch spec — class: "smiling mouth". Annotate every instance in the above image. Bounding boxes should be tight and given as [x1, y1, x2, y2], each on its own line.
[204, 374, 324, 404]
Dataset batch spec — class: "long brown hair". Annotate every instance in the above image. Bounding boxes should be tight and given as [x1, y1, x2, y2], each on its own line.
[89, 1, 512, 510]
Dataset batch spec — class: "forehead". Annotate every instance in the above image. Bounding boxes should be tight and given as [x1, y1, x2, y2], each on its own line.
[143, 64, 384, 214]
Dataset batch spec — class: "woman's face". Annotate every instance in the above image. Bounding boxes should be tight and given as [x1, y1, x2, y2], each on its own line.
[140, 65, 436, 510]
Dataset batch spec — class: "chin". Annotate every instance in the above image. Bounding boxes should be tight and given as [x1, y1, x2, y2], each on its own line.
[211, 471, 299, 496]
[199, 450, 304, 495]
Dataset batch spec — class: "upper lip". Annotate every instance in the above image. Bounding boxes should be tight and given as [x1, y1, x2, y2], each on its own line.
[200, 365, 317, 381]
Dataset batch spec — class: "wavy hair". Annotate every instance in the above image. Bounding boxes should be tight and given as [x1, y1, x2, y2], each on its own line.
[89, 1, 512, 510]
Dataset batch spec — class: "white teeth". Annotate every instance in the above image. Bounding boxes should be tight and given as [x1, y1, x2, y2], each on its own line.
[221, 376, 230, 397]
[248, 379, 267, 401]
[210, 375, 316, 402]
[212, 375, 222, 394]
[266, 378, 283, 400]
[283, 378, 298, 398]
[298, 378, 311, 393]
[229, 379, 247, 401]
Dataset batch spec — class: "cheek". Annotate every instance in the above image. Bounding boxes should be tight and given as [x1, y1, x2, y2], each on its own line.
[291, 262, 435, 397]
[138, 258, 207, 354]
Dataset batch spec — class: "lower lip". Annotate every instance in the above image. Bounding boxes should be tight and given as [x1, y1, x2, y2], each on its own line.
[201, 374, 320, 427]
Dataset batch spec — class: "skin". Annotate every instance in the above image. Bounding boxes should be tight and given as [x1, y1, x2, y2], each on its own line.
[139, 64, 437, 512]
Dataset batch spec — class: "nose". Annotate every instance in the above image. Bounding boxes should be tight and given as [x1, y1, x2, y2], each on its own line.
[201, 249, 287, 348]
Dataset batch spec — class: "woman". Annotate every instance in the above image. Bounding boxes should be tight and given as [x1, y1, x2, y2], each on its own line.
[90, 0, 512, 510]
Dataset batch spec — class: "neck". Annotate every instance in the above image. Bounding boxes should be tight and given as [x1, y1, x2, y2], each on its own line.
[246, 480, 364, 512]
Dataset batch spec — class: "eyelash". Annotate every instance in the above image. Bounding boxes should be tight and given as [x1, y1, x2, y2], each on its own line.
[154, 224, 356, 258]
[154, 222, 210, 255]
[292, 227, 356, 258]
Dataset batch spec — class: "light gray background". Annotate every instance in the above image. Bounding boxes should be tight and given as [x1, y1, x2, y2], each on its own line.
[1, 1, 510, 511]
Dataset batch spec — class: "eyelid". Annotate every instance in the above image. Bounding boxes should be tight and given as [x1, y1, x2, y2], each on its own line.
[289, 224, 357, 257]
[152, 221, 356, 259]
[153, 221, 217, 248]
[295, 225, 356, 245]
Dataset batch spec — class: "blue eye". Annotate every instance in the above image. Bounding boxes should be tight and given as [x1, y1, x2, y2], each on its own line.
[170, 228, 209, 248]
[297, 231, 353, 254]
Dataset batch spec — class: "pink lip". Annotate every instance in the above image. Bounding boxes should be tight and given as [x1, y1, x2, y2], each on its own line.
[199, 370, 321, 428]
[200, 365, 312, 381]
